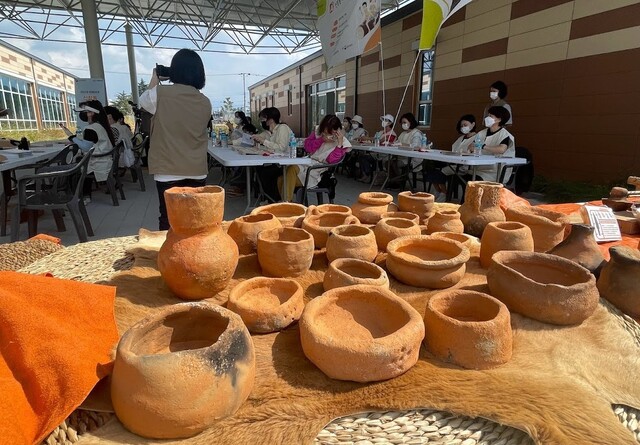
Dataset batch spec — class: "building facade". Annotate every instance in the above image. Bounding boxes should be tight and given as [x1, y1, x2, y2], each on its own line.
[0, 40, 77, 132]
[249, 0, 640, 183]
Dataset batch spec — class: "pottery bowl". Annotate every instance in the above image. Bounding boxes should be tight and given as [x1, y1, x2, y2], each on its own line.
[251, 202, 307, 227]
[323, 258, 389, 291]
[430, 231, 480, 256]
[228, 277, 304, 333]
[111, 302, 255, 439]
[257, 227, 315, 277]
[386, 235, 470, 288]
[487, 250, 599, 325]
[326, 224, 378, 263]
[374, 217, 421, 251]
[309, 204, 352, 215]
[351, 192, 398, 224]
[397, 191, 435, 222]
[227, 213, 282, 255]
[357, 191, 393, 206]
[302, 212, 360, 248]
[424, 290, 512, 370]
[381, 211, 420, 225]
[505, 206, 569, 252]
[299, 285, 425, 382]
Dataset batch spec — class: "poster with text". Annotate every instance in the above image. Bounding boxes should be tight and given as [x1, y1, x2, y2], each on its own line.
[74, 78, 107, 129]
[420, 0, 472, 50]
[318, 0, 381, 68]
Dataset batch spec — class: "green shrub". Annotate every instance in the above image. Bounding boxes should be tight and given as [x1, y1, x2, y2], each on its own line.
[531, 175, 622, 203]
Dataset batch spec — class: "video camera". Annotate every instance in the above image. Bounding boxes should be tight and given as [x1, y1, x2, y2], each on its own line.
[155, 63, 171, 81]
[128, 101, 143, 119]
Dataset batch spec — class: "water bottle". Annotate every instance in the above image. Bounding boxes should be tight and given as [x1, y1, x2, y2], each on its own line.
[421, 133, 427, 150]
[211, 129, 218, 147]
[220, 131, 228, 148]
[289, 131, 298, 158]
[473, 134, 483, 157]
[374, 133, 380, 147]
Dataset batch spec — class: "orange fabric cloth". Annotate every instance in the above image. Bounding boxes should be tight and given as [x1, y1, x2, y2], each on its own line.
[29, 233, 62, 245]
[0, 272, 118, 445]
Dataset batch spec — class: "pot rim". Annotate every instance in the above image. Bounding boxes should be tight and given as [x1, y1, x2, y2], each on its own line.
[330, 224, 373, 238]
[314, 204, 352, 213]
[327, 258, 388, 283]
[426, 290, 509, 327]
[431, 232, 477, 245]
[164, 185, 224, 197]
[258, 227, 314, 245]
[303, 212, 358, 227]
[466, 180, 504, 189]
[387, 235, 470, 269]
[398, 191, 435, 201]
[357, 192, 393, 205]
[228, 277, 303, 312]
[485, 221, 530, 234]
[378, 217, 419, 229]
[251, 202, 307, 217]
[506, 206, 569, 228]
[381, 211, 420, 222]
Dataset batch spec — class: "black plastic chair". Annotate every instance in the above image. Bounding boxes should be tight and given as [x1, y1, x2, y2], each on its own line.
[498, 147, 533, 196]
[295, 159, 342, 205]
[10, 148, 95, 243]
[89, 142, 126, 206]
[129, 135, 147, 191]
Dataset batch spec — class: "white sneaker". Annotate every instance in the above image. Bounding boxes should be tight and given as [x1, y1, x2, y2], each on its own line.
[435, 192, 446, 203]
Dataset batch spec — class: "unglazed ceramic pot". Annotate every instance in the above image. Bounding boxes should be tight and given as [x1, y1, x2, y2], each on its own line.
[431, 232, 481, 257]
[227, 213, 282, 255]
[299, 285, 424, 382]
[423, 290, 512, 370]
[386, 235, 470, 289]
[397, 191, 435, 224]
[111, 302, 255, 439]
[381, 211, 420, 225]
[323, 258, 389, 291]
[257, 227, 314, 277]
[302, 210, 360, 249]
[228, 277, 304, 333]
[426, 210, 464, 234]
[597, 246, 640, 318]
[351, 192, 399, 224]
[505, 205, 570, 252]
[548, 224, 605, 275]
[158, 186, 239, 300]
[479, 221, 534, 268]
[307, 204, 352, 216]
[326, 224, 378, 263]
[250, 202, 307, 227]
[458, 181, 505, 237]
[487, 250, 599, 325]
[374, 217, 421, 251]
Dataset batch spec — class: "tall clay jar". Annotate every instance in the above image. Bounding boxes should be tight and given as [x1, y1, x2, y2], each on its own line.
[326, 224, 378, 263]
[397, 191, 435, 224]
[597, 246, 640, 318]
[479, 221, 534, 268]
[426, 210, 464, 234]
[458, 181, 505, 237]
[158, 186, 239, 300]
[351, 192, 398, 224]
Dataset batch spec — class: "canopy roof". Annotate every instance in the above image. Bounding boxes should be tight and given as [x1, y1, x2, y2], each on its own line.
[0, 0, 412, 54]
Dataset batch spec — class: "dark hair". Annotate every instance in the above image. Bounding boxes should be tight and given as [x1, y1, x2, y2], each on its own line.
[342, 116, 352, 129]
[456, 114, 476, 134]
[235, 110, 250, 126]
[490, 80, 508, 99]
[318, 114, 342, 135]
[259, 107, 281, 124]
[242, 123, 258, 134]
[170, 49, 206, 90]
[104, 105, 124, 122]
[400, 112, 418, 129]
[487, 106, 510, 127]
[81, 100, 115, 146]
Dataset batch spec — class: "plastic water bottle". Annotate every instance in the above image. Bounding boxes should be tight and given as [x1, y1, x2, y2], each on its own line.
[473, 134, 483, 157]
[289, 131, 298, 158]
[211, 129, 218, 147]
[220, 131, 228, 148]
[421, 133, 427, 150]
[374, 133, 380, 147]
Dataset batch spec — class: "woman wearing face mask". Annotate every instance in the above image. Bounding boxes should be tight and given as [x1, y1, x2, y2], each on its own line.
[350, 115, 368, 140]
[357, 114, 396, 183]
[230, 110, 251, 141]
[474, 106, 515, 182]
[253, 107, 293, 201]
[391, 112, 423, 185]
[342, 116, 353, 140]
[483, 80, 512, 126]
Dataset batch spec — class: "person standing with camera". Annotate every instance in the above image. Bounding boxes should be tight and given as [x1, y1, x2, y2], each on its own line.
[138, 48, 212, 230]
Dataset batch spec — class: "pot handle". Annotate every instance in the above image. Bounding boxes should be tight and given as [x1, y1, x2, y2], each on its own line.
[345, 215, 360, 225]
[306, 205, 320, 216]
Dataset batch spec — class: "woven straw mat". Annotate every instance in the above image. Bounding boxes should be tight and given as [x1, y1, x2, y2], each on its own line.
[0, 239, 63, 271]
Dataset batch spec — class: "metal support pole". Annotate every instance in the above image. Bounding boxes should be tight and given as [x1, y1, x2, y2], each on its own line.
[80, 0, 105, 81]
[126, 23, 139, 103]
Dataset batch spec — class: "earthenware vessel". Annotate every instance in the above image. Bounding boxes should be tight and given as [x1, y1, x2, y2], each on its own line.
[505, 206, 569, 252]
[548, 224, 605, 275]
[426, 210, 464, 234]
[374, 217, 421, 251]
[597, 246, 640, 318]
[386, 235, 470, 288]
[111, 302, 255, 439]
[302, 210, 359, 248]
[479, 221, 534, 268]
[431, 232, 481, 257]
[307, 204, 352, 215]
[257, 227, 314, 277]
[487, 250, 599, 325]
[250, 202, 307, 227]
[351, 192, 398, 224]
[227, 213, 282, 255]
[299, 285, 424, 382]
[458, 181, 505, 237]
[381, 211, 420, 225]
[228, 277, 304, 333]
[423, 290, 512, 370]
[323, 258, 389, 291]
[397, 191, 435, 224]
[325, 224, 378, 263]
[158, 186, 239, 300]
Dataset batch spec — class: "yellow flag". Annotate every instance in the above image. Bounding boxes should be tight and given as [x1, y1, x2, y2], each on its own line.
[420, 0, 472, 50]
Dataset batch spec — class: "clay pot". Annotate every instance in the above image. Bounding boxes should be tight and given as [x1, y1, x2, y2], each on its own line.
[307, 204, 352, 215]
[397, 191, 435, 223]
[431, 232, 481, 256]
[505, 206, 569, 252]
[326, 224, 378, 263]
[323, 258, 389, 291]
[487, 250, 599, 325]
[228, 277, 304, 333]
[597, 246, 640, 318]
[426, 210, 464, 234]
[386, 235, 470, 289]
[158, 186, 239, 300]
[548, 224, 605, 275]
[479, 221, 534, 268]
[111, 302, 255, 439]
[423, 290, 512, 370]
[302, 210, 360, 249]
[227, 213, 282, 255]
[351, 192, 399, 224]
[458, 181, 505, 237]
[250, 202, 307, 227]
[374, 217, 421, 251]
[381, 211, 420, 225]
[299, 285, 424, 382]
[257, 227, 314, 277]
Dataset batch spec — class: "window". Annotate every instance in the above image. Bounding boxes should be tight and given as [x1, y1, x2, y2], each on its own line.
[306, 75, 346, 132]
[287, 90, 293, 116]
[38, 85, 66, 129]
[0, 75, 37, 131]
[270, 94, 275, 107]
[417, 49, 435, 127]
[67, 93, 76, 124]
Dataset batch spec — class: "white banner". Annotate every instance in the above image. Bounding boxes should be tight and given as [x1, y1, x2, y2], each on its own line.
[74, 78, 107, 129]
[318, 0, 382, 68]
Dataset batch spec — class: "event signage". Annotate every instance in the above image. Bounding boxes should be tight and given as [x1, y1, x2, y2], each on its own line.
[420, 0, 473, 50]
[74, 78, 107, 129]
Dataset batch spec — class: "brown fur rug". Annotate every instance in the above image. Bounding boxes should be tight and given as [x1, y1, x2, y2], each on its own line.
[77, 234, 640, 445]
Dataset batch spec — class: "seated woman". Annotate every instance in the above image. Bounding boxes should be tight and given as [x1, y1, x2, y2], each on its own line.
[393, 112, 423, 175]
[253, 107, 293, 201]
[474, 106, 515, 182]
[351, 115, 368, 140]
[358, 114, 396, 183]
[231, 110, 251, 142]
[104, 105, 135, 168]
[232, 123, 258, 147]
[278, 114, 351, 202]
[342, 116, 354, 140]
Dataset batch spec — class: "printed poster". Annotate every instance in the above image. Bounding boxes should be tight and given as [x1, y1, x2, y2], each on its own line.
[318, 0, 382, 68]
[420, 0, 473, 50]
[74, 78, 107, 129]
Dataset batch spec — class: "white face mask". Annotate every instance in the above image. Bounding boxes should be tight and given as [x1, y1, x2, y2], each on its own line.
[484, 116, 496, 127]
[234, 117, 242, 124]
[460, 125, 471, 134]
[489, 91, 499, 100]
[401, 123, 410, 131]
[381, 120, 390, 128]
[352, 123, 359, 129]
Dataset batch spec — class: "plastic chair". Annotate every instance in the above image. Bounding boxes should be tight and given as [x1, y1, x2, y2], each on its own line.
[498, 147, 533, 196]
[129, 134, 147, 191]
[295, 159, 342, 205]
[10, 148, 95, 243]
[89, 142, 126, 206]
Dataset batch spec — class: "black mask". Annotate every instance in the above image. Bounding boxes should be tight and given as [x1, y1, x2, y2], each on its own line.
[261, 120, 269, 130]
[79, 111, 88, 122]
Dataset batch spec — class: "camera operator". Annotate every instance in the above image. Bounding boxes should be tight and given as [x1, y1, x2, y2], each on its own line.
[138, 48, 212, 230]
